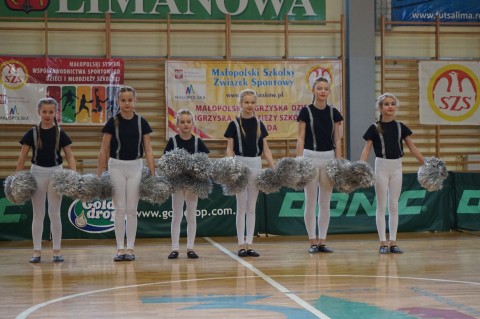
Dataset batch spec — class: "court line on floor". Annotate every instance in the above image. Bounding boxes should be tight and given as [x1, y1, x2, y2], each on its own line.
[204, 237, 331, 319]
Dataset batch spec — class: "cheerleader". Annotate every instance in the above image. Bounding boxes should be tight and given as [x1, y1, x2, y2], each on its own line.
[360, 93, 424, 254]
[16, 98, 77, 263]
[296, 76, 343, 254]
[224, 89, 275, 257]
[97, 86, 155, 262]
[165, 110, 209, 259]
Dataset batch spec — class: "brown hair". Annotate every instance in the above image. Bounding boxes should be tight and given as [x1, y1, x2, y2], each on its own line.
[238, 89, 260, 137]
[311, 76, 330, 104]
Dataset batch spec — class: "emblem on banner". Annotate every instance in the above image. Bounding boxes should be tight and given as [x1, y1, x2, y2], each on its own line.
[427, 64, 479, 122]
[5, 0, 50, 13]
[0, 59, 29, 90]
[306, 66, 333, 89]
[68, 200, 115, 234]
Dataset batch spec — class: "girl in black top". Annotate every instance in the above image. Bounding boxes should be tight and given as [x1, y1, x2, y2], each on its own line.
[296, 76, 343, 254]
[224, 89, 275, 257]
[164, 109, 209, 259]
[361, 93, 424, 254]
[16, 98, 77, 263]
[97, 86, 155, 262]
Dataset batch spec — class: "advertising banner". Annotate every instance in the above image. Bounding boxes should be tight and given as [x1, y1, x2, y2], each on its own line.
[0, 0, 326, 21]
[419, 61, 480, 125]
[455, 172, 480, 231]
[1, 172, 475, 242]
[165, 60, 343, 139]
[0, 56, 124, 125]
[392, 0, 480, 23]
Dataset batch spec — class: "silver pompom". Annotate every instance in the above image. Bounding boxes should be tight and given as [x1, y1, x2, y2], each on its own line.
[256, 168, 282, 194]
[75, 173, 104, 202]
[326, 159, 374, 193]
[211, 157, 251, 196]
[98, 171, 113, 200]
[158, 148, 213, 198]
[157, 148, 191, 179]
[276, 157, 319, 191]
[140, 174, 173, 204]
[52, 169, 81, 198]
[418, 157, 448, 192]
[293, 157, 319, 190]
[275, 157, 298, 189]
[4, 171, 37, 204]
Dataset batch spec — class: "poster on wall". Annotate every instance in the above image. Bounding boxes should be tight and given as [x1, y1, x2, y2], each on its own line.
[419, 61, 480, 125]
[391, 0, 480, 22]
[0, 56, 124, 125]
[165, 60, 343, 139]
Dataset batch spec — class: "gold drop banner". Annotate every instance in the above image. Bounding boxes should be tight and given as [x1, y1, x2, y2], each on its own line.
[165, 60, 343, 139]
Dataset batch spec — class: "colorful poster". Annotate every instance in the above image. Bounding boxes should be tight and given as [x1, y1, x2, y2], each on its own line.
[419, 61, 480, 125]
[392, 0, 480, 22]
[0, 56, 124, 125]
[165, 60, 343, 139]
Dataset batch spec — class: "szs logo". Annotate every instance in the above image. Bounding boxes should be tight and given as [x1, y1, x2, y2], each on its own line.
[5, 0, 50, 13]
[427, 64, 479, 122]
[68, 199, 115, 233]
[174, 69, 183, 79]
[0, 59, 29, 90]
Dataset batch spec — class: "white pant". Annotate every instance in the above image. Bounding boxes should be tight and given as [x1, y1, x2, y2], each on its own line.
[302, 149, 334, 240]
[108, 158, 143, 250]
[171, 189, 198, 250]
[374, 157, 402, 242]
[30, 164, 63, 251]
[235, 156, 262, 246]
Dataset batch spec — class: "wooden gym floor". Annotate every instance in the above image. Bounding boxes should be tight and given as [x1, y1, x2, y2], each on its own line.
[1, 231, 479, 319]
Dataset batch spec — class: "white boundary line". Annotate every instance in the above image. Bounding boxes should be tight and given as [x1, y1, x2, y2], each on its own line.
[204, 237, 331, 319]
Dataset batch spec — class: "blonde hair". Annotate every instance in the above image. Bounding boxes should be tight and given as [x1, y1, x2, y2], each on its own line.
[375, 92, 399, 134]
[176, 109, 194, 125]
[238, 89, 260, 137]
[36, 98, 60, 150]
[311, 76, 330, 104]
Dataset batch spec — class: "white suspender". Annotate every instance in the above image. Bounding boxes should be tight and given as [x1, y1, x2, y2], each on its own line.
[32, 127, 38, 163]
[397, 121, 403, 157]
[136, 115, 142, 159]
[114, 114, 143, 159]
[234, 117, 261, 156]
[306, 105, 335, 151]
[32, 126, 61, 165]
[306, 106, 317, 151]
[378, 121, 402, 158]
[172, 135, 198, 153]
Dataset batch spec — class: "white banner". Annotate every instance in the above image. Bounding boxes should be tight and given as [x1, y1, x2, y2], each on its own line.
[419, 61, 480, 125]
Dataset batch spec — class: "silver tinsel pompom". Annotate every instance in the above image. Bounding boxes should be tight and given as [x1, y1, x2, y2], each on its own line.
[4, 171, 37, 204]
[293, 157, 319, 190]
[98, 171, 113, 200]
[52, 169, 81, 198]
[157, 148, 191, 179]
[140, 175, 173, 204]
[275, 157, 298, 188]
[211, 157, 251, 195]
[349, 161, 375, 189]
[326, 159, 374, 193]
[417, 157, 448, 192]
[257, 168, 282, 194]
[74, 173, 104, 202]
[190, 152, 213, 181]
[173, 175, 213, 199]
[275, 157, 319, 191]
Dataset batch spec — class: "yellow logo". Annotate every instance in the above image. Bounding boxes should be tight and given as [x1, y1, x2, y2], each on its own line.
[427, 64, 479, 122]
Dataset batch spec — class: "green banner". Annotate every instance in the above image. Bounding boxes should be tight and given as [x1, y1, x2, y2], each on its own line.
[454, 172, 480, 230]
[0, 172, 477, 242]
[266, 173, 456, 235]
[0, 0, 325, 21]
